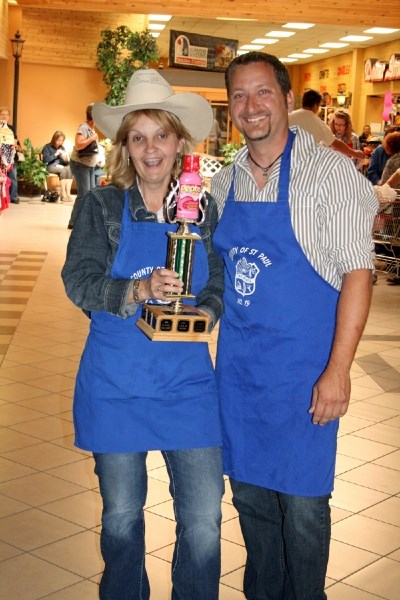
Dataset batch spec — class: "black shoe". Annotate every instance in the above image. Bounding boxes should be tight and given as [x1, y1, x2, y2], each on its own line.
[67, 224, 73, 229]
[387, 277, 400, 285]
[11, 198, 20, 204]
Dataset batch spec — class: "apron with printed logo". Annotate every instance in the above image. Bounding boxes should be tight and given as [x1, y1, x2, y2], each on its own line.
[213, 131, 339, 496]
[74, 192, 221, 453]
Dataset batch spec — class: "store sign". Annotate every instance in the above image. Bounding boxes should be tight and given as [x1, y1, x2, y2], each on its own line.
[364, 54, 400, 82]
[337, 65, 351, 75]
[169, 30, 237, 72]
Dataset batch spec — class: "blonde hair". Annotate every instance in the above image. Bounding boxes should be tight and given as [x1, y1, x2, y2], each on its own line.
[107, 109, 194, 190]
[330, 110, 354, 143]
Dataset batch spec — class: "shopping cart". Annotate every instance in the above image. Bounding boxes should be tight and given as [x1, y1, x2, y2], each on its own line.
[372, 192, 400, 280]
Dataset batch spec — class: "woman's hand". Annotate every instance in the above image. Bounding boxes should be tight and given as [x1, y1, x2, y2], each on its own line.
[136, 269, 184, 303]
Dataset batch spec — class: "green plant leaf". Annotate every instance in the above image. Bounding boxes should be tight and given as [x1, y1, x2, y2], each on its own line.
[96, 27, 159, 108]
[16, 138, 48, 186]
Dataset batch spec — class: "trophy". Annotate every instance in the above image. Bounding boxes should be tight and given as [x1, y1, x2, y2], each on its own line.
[136, 155, 211, 342]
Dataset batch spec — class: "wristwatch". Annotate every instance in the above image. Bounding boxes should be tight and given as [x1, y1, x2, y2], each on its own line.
[131, 279, 141, 304]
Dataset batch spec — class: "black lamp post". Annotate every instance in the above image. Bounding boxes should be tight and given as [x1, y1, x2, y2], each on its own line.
[10, 31, 25, 134]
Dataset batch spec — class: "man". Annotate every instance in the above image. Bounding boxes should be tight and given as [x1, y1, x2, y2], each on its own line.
[288, 89, 364, 161]
[211, 52, 378, 600]
[367, 142, 390, 184]
[0, 107, 19, 204]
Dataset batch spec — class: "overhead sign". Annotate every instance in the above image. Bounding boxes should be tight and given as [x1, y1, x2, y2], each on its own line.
[364, 54, 400, 82]
[169, 30, 237, 72]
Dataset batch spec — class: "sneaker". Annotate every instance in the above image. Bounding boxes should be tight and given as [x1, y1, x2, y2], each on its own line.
[11, 198, 20, 204]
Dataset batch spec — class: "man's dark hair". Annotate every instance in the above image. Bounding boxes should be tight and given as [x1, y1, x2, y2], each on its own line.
[225, 52, 292, 97]
[302, 89, 322, 109]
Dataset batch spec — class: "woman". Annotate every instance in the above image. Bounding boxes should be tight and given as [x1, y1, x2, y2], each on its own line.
[61, 69, 224, 600]
[330, 109, 361, 165]
[68, 103, 99, 228]
[42, 131, 74, 202]
[359, 123, 371, 148]
[380, 131, 400, 184]
[386, 166, 400, 189]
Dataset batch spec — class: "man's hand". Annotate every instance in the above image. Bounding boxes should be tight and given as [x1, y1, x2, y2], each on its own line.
[309, 366, 350, 425]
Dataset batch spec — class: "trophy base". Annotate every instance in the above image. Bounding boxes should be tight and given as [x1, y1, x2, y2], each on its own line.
[137, 304, 211, 342]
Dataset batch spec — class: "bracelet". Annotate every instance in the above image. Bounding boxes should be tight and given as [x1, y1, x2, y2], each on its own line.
[131, 279, 141, 304]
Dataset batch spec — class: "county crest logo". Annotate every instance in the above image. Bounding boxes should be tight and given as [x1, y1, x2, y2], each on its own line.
[235, 257, 260, 297]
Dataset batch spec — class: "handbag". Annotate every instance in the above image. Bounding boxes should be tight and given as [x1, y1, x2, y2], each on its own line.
[42, 190, 59, 203]
[77, 141, 98, 158]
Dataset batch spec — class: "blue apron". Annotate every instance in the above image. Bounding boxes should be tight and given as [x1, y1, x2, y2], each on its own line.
[73, 191, 221, 453]
[213, 131, 339, 496]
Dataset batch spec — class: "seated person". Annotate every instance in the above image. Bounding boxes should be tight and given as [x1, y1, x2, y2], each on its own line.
[42, 131, 74, 202]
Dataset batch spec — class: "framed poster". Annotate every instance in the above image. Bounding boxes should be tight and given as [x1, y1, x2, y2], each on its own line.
[169, 30, 237, 72]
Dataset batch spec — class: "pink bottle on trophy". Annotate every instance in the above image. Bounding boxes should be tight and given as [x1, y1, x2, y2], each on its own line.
[176, 154, 203, 221]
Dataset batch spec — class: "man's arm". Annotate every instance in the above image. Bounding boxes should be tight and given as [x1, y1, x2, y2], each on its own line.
[331, 138, 364, 160]
[309, 269, 373, 425]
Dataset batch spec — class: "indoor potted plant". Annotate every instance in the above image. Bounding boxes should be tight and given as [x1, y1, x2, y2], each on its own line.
[16, 138, 48, 196]
[96, 26, 159, 106]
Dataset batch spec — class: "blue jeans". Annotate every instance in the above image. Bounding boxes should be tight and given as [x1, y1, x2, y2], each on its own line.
[230, 479, 330, 600]
[94, 447, 224, 600]
[69, 159, 96, 227]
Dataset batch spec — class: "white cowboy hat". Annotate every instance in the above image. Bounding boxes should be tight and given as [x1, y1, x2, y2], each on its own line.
[92, 69, 213, 143]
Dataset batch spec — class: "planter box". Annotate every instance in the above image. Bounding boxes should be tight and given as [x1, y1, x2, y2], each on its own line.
[18, 179, 44, 197]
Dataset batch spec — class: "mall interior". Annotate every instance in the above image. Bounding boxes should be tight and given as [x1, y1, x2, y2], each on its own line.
[0, 1, 400, 599]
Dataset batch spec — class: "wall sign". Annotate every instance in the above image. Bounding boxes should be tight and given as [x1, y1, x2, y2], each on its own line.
[337, 65, 351, 76]
[364, 54, 400, 82]
[169, 30, 237, 72]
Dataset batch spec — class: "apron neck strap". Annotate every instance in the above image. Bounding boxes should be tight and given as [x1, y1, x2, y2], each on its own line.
[227, 129, 296, 202]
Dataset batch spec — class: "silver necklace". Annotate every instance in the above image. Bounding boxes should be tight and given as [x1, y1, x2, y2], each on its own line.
[248, 151, 283, 178]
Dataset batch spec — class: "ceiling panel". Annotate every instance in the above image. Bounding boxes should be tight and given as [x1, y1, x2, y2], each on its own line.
[155, 18, 400, 65]
[12, 1, 400, 65]
[14, 0, 400, 28]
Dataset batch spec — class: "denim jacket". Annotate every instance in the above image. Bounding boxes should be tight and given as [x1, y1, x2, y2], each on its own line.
[61, 184, 224, 327]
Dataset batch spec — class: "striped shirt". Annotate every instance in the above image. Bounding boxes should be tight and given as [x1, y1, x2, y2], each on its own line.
[211, 126, 379, 291]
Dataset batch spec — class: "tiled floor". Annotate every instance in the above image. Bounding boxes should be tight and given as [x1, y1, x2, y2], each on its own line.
[0, 197, 399, 600]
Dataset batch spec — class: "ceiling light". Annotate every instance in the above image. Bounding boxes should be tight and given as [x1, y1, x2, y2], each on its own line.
[279, 58, 298, 63]
[340, 35, 372, 42]
[289, 53, 312, 59]
[148, 14, 171, 21]
[266, 31, 296, 38]
[252, 38, 279, 45]
[320, 42, 349, 48]
[283, 23, 315, 29]
[240, 44, 265, 50]
[150, 32, 160, 38]
[364, 27, 399, 34]
[148, 24, 165, 31]
[303, 48, 330, 54]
